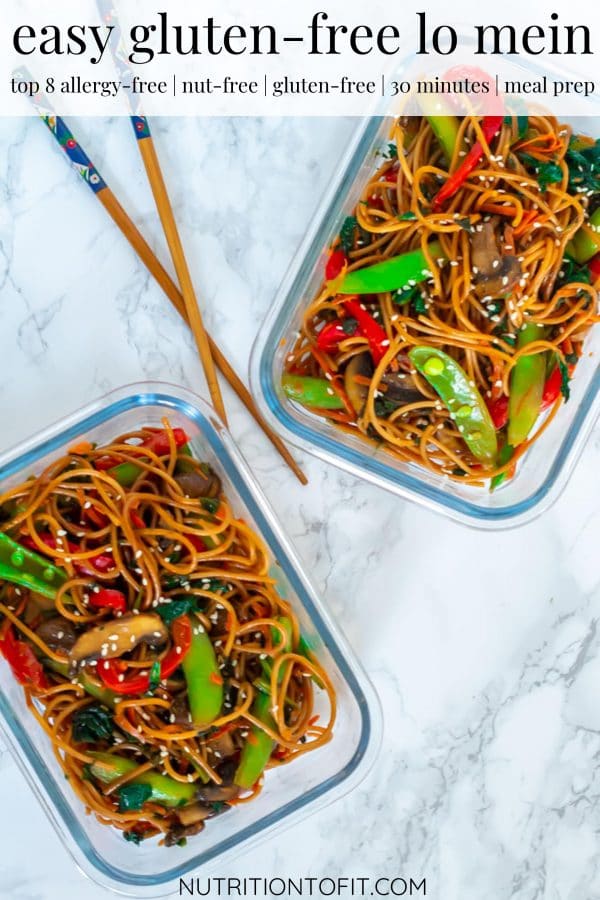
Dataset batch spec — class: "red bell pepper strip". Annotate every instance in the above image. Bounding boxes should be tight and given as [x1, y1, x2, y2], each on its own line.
[21, 534, 115, 577]
[432, 116, 504, 211]
[140, 428, 189, 456]
[343, 299, 389, 365]
[0, 626, 48, 689]
[185, 534, 207, 553]
[94, 456, 122, 471]
[487, 395, 509, 430]
[316, 322, 352, 353]
[368, 194, 386, 211]
[83, 504, 109, 529]
[83, 551, 115, 575]
[98, 616, 192, 695]
[129, 510, 145, 529]
[88, 589, 127, 615]
[589, 253, 600, 282]
[325, 249, 347, 282]
[94, 429, 189, 474]
[541, 366, 562, 410]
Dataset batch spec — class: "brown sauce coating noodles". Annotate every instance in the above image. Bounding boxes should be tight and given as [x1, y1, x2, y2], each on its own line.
[285, 115, 599, 485]
[0, 421, 335, 846]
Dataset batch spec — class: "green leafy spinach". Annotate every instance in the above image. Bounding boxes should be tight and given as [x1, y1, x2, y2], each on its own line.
[339, 216, 358, 254]
[72, 705, 114, 744]
[565, 139, 600, 196]
[118, 782, 153, 813]
[519, 153, 563, 192]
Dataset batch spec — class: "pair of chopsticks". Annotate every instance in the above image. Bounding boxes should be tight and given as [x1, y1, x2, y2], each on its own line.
[18, 87, 307, 484]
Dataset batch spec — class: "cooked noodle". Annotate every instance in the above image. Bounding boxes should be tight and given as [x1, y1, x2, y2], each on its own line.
[0, 421, 334, 846]
[284, 115, 600, 485]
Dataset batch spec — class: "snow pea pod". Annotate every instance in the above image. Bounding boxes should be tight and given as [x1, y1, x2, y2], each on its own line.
[234, 691, 276, 790]
[567, 208, 600, 264]
[107, 461, 141, 487]
[409, 346, 498, 463]
[89, 752, 196, 807]
[508, 324, 547, 447]
[0, 533, 67, 600]
[490, 444, 515, 492]
[282, 374, 344, 410]
[338, 242, 445, 295]
[182, 626, 223, 728]
[419, 97, 460, 163]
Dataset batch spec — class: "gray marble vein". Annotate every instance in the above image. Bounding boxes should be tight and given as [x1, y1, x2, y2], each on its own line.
[0, 115, 599, 900]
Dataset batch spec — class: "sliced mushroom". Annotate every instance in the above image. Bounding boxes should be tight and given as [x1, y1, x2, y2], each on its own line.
[380, 372, 423, 406]
[69, 613, 168, 664]
[344, 352, 374, 415]
[209, 730, 236, 761]
[215, 759, 238, 786]
[164, 821, 206, 846]
[36, 617, 77, 653]
[196, 782, 240, 803]
[174, 468, 221, 499]
[176, 802, 217, 827]
[170, 693, 192, 726]
[470, 220, 522, 299]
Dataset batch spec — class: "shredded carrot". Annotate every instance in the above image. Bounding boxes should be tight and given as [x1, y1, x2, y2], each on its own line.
[208, 722, 236, 742]
[513, 210, 541, 238]
[69, 441, 94, 455]
[481, 203, 519, 218]
[513, 133, 563, 159]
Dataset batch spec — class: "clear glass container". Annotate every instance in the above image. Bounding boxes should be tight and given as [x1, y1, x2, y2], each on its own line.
[0, 383, 381, 897]
[250, 116, 600, 529]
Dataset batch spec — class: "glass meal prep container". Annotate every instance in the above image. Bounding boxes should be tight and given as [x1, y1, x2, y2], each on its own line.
[0, 383, 381, 898]
[250, 114, 600, 529]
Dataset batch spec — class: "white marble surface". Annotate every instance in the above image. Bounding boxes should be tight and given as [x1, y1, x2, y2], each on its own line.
[0, 115, 599, 900]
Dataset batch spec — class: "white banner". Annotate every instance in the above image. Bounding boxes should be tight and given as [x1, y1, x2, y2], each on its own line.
[1, 0, 598, 116]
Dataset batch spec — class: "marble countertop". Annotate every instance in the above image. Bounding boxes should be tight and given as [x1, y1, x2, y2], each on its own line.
[1, 116, 599, 900]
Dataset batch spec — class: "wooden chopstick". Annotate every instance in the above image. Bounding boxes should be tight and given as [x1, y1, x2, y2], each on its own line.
[130, 118, 227, 425]
[99, 190, 307, 485]
[22, 90, 307, 484]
